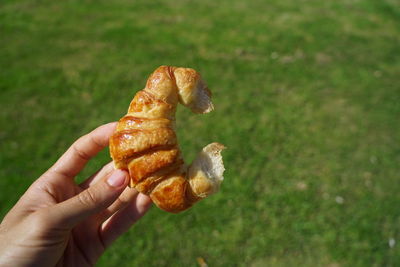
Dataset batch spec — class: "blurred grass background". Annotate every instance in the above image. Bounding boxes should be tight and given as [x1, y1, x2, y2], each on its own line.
[1, 0, 400, 266]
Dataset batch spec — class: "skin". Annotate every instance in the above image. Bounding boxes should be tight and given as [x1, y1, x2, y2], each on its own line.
[0, 122, 152, 266]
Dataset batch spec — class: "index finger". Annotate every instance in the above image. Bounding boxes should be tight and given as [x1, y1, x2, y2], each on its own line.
[47, 122, 117, 179]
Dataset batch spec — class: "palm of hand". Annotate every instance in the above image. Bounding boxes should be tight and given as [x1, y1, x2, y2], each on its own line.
[0, 123, 152, 267]
[30, 173, 106, 266]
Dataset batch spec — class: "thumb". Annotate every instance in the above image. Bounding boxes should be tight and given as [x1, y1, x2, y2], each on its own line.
[50, 169, 129, 228]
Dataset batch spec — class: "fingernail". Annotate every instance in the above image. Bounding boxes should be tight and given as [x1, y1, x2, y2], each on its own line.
[107, 170, 127, 187]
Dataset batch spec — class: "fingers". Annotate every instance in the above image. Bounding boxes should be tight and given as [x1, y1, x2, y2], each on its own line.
[79, 161, 114, 189]
[47, 122, 117, 179]
[80, 163, 139, 222]
[100, 193, 152, 248]
[98, 186, 140, 221]
[47, 169, 129, 228]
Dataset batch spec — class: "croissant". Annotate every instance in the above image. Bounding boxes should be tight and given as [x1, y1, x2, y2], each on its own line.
[109, 66, 225, 213]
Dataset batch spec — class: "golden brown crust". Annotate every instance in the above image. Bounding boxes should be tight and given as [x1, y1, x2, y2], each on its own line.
[135, 174, 165, 194]
[150, 175, 191, 213]
[127, 91, 175, 119]
[117, 116, 171, 131]
[127, 148, 179, 183]
[110, 128, 177, 164]
[134, 161, 182, 194]
[109, 66, 224, 213]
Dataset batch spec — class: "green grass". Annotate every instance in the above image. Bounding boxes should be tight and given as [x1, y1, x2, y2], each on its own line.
[1, 0, 400, 266]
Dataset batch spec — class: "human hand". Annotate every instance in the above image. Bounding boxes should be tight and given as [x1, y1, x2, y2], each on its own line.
[0, 122, 152, 266]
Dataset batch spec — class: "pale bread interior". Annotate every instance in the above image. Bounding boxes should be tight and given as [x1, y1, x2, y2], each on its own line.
[189, 80, 214, 114]
[188, 142, 226, 198]
[199, 142, 225, 182]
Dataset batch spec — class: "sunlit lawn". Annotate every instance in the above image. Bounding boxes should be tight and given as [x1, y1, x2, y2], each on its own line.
[1, 0, 400, 266]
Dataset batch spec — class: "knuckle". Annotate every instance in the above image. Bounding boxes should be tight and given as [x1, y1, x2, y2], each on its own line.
[90, 134, 105, 149]
[72, 143, 92, 161]
[78, 189, 98, 207]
